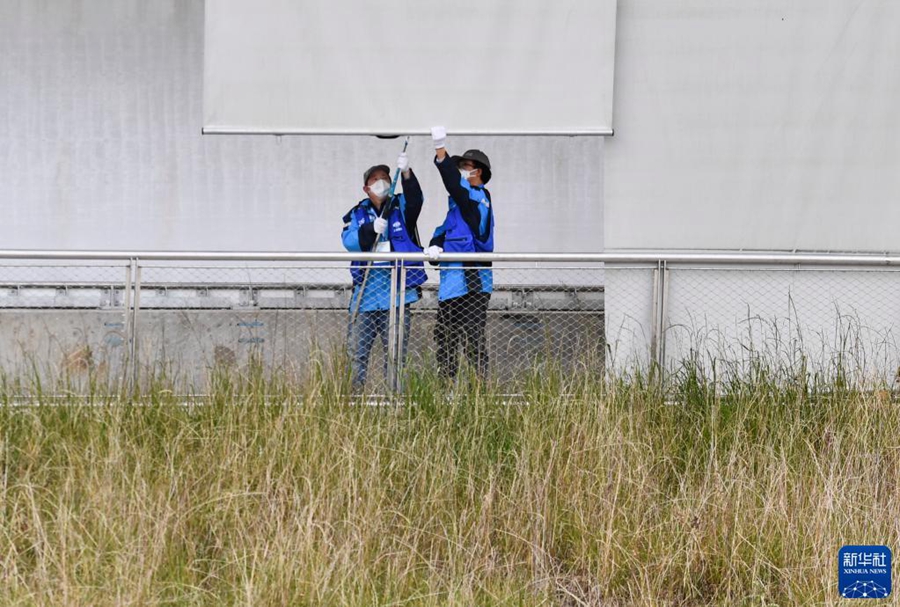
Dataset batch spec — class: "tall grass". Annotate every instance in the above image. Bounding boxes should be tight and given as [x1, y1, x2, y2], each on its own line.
[0, 362, 898, 605]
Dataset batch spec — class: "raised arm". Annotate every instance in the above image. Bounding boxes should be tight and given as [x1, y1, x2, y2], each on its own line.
[430, 126, 488, 240]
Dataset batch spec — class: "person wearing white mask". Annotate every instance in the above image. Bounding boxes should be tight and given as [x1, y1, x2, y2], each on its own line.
[426, 126, 495, 382]
[341, 155, 427, 391]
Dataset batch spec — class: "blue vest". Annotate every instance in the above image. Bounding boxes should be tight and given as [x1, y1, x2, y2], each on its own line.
[442, 204, 494, 254]
[349, 202, 427, 290]
[438, 195, 494, 299]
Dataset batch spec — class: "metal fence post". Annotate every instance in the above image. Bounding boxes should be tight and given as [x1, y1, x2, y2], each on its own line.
[650, 263, 660, 368]
[659, 262, 669, 373]
[130, 259, 142, 393]
[650, 260, 670, 379]
[395, 264, 408, 394]
[386, 262, 399, 393]
[122, 261, 133, 391]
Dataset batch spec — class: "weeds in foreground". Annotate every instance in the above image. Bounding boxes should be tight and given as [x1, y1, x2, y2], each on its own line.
[0, 362, 897, 605]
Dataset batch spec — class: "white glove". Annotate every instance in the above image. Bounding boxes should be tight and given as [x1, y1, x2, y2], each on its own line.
[373, 217, 388, 235]
[397, 152, 410, 173]
[426, 245, 443, 260]
[431, 126, 447, 150]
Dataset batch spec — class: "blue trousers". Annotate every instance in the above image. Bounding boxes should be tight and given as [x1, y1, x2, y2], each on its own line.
[348, 309, 412, 390]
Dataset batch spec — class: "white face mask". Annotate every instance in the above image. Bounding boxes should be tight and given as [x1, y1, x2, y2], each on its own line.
[368, 179, 390, 199]
[459, 168, 476, 180]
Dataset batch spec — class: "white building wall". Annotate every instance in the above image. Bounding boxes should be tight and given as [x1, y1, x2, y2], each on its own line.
[605, 1, 900, 252]
[0, 0, 603, 254]
[604, 2, 900, 378]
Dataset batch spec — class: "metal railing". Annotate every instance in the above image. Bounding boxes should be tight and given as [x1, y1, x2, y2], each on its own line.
[0, 249, 898, 395]
[4, 249, 900, 265]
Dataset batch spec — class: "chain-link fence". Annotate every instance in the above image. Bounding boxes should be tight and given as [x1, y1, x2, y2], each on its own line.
[662, 265, 900, 387]
[605, 259, 900, 389]
[0, 261, 132, 395]
[2, 252, 900, 396]
[131, 259, 605, 394]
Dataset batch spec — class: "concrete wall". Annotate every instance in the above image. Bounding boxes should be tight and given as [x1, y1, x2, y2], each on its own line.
[0, 307, 604, 394]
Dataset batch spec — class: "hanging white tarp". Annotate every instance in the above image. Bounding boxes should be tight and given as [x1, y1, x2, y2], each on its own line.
[203, 0, 617, 135]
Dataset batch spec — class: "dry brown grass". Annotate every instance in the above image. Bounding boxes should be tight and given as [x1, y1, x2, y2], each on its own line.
[0, 365, 897, 605]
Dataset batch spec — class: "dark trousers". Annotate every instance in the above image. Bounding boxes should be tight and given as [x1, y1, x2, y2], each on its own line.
[434, 291, 491, 380]
[348, 310, 412, 391]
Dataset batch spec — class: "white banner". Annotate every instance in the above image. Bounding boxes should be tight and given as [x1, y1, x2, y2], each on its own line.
[203, 0, 617, 135]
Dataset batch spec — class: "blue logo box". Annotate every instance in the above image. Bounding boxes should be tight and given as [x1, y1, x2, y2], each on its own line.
[839, 545, 891, 599]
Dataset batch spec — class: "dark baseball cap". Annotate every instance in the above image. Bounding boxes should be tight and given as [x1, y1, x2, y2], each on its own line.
[363, 164, 391, 185]
[451, 149, 492, 183]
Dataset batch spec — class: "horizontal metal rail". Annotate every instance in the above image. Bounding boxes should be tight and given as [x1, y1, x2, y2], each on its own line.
[0, 249, 898, 266]
[201, 127, 614, 136]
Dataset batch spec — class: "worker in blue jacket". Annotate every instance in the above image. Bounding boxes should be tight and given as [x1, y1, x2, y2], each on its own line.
[342, 152, 426, 390]
[426, 126, 495, 381]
